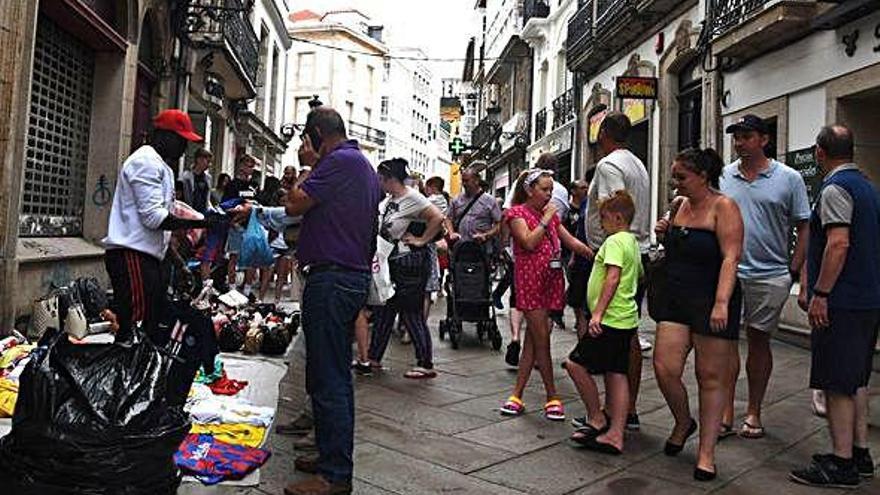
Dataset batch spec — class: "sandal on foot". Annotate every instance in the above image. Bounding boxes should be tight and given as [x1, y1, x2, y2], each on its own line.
[718, 423, 736, 441]
[500, 396, 525, 416]
[664, 418, 698, 456]
[543, 399, 565, 421]
[577, 435, 623, 455]
[404, 367, 437, 379]
[739, 420, 765, 439]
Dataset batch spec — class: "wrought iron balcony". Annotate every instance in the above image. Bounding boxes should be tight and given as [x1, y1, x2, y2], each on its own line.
[535, 108, 548, 141]
[184, 0, 260, 91]
[524, 0, 551, 24]
[552, 88, 575, 130]
[708, 0, 830, 64]
[348, 121, 386, 148]
[567, 0, 679, 75]
[472, 116, 501, 151]
[708, 0, 770, 39]
[566, 0, 594, 68]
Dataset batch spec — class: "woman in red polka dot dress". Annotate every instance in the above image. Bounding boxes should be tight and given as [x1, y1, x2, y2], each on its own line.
[500, 169, 593, 421]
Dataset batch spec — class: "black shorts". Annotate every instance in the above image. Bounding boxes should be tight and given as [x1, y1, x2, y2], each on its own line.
[661, 284, 742, 341]
[567, 327, 636, 375]
[566, 265, 590, 310]
[810, 308, 880, 395]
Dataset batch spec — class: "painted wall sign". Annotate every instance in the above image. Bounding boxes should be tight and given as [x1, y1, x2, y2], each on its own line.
[615, 76, 659, 100]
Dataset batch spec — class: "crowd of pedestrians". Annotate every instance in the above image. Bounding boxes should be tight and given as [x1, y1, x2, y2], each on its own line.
[117, 104, 878, 493]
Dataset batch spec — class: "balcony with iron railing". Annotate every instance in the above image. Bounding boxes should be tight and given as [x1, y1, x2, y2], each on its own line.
[552, 88, 575, 130]
[524, 0, 551, 24]
[708, 0, 833, 64]
[472, 116, 501, 151]
[567, 0, 683, 75]
[535, 108, 548, 141]
[348, 121, 387, 148]
[185, 0, 260, 98]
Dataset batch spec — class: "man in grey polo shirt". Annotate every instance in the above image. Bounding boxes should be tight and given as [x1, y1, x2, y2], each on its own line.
[719, 114, 811, 439]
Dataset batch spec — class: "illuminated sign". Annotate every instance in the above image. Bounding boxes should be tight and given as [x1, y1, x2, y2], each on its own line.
[615, 76, 658, 100]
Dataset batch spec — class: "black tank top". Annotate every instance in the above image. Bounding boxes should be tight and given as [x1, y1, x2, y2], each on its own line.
[665, 226, 724, 299]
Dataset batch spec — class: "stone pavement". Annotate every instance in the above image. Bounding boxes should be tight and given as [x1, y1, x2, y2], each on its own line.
[181, 298, 880, 495]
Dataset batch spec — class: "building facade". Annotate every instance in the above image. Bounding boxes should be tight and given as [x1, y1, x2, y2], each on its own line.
[284, 9, 387, 167]
[0, 0, 288, 330]
[522, 0, 577, 183]
[463, 0, 534, 200]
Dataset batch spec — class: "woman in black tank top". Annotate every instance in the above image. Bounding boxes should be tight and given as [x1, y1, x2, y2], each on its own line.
[652, 149, 744, 481]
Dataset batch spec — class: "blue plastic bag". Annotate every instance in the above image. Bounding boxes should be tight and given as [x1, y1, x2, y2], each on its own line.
[239, 209, 274, 268]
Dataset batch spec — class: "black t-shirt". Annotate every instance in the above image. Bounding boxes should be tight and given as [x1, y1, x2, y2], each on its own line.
[222, 178, 257, 202]
[193, 173, 210, 213]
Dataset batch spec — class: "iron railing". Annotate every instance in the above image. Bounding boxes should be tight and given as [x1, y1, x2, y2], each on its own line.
[708, 0, 771, 38]
[185, 0, 260, 85]
[566, 0, 594, 53]
[535, 108, 548, 140]
[348, 121, 386, 147]
[595, 0, 634, 40]
[524, 0, 551, 24]
[552, 88, 575, 129]
[472, 116, 500, 150]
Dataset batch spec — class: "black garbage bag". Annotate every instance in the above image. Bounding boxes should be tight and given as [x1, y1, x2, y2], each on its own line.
[0, 321, 206, 494]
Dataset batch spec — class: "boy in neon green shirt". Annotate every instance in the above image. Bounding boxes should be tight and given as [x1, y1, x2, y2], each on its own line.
[564, 190, 643, 455]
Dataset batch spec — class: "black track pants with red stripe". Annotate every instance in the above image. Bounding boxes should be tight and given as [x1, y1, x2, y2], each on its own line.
[105, 248, 165, 342]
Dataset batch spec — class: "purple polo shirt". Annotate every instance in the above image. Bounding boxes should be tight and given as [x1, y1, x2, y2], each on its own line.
[298, 140, 381, 271]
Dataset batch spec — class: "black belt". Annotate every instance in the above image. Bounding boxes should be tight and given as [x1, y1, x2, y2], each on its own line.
[301, 263, 368, 277]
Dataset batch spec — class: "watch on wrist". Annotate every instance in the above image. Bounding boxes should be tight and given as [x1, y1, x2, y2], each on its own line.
[813, 288, 831, 298]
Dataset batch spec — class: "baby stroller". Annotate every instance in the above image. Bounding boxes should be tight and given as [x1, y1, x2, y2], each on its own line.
[439, 240, 502, 350]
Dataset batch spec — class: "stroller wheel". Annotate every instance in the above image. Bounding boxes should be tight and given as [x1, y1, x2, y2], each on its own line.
[489, 322, 503, 351]
[449, 322, 461, 350]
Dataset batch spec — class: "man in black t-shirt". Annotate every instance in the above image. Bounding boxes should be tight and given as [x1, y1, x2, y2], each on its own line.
[181, 148, 214, 214]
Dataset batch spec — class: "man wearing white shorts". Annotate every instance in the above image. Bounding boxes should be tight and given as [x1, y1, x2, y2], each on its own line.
[719, 115, 811, 439]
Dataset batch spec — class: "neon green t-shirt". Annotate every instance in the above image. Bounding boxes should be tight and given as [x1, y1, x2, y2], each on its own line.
[587, 231, 643, 329]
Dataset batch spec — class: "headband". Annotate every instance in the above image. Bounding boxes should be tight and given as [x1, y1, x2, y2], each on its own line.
[524, 168, 554, 188]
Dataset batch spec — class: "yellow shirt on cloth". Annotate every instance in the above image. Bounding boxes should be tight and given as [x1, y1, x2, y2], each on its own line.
[0, 378, 19, 417]
[189, 423, 267, 448]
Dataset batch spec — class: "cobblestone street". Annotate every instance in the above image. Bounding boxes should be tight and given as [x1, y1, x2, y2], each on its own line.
[182, 299, 880, 494]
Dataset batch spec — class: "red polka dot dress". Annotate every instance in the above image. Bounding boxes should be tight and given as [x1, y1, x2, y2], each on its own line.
[505, 204, 565, 312]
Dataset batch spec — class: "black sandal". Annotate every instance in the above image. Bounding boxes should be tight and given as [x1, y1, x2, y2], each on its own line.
[664, 418, 698, 456]
[718, 423, 736, 441]
[694, 465, 717, 481]
[578, 435, 623, 456]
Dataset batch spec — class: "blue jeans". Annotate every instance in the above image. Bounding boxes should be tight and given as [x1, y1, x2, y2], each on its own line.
[302, 269, 369, 483]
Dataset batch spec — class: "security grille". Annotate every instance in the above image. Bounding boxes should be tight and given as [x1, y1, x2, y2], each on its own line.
[20, 15, 94, 237]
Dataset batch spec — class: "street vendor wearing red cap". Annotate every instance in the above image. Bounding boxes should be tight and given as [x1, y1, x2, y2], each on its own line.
[103, 109, 225, 342]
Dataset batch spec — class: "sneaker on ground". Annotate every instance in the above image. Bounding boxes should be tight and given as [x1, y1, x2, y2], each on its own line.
[571, 416, 588, 429]
[639, 336, 652, 352]
[353, 361, 373, 376]
[790, 454, 860, 489]
[851, 449, 874, 479]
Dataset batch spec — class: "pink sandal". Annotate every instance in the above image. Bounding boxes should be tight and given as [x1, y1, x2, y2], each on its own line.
[544, 399, 565, 421]
[500, 396, 525, 416]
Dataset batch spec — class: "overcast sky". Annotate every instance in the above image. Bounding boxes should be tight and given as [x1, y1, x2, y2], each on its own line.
[291, 0, 477, 79]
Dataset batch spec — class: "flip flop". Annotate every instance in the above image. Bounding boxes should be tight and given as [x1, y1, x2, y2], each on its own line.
[404, 367, 437, 379]
[739, 420, 765, 439]
[576, 434, 622, 456]
[718, 423, 736, 441]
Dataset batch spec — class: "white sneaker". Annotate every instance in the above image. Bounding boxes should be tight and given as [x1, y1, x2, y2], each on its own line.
[639, 336, 653, 352]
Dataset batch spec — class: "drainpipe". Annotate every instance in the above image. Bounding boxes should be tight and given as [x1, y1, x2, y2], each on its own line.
[572, 71, 582, 181]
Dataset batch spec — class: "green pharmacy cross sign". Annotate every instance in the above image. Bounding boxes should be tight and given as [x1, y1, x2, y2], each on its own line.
[449, 137, 467, 155]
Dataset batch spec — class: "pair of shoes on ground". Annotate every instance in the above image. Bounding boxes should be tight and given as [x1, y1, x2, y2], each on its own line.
[500, 396, 565, 421]
[789, 451, 875, 489]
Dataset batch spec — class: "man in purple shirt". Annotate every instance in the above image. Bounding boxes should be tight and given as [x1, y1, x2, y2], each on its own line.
[282, 107, 381, 495]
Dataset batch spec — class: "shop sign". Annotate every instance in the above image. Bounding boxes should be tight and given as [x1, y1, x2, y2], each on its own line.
[786, 146, 822, 204]
[616, 76, 658, 100]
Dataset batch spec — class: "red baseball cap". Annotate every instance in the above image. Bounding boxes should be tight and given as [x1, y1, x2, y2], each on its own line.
[153, 109, 203, 142]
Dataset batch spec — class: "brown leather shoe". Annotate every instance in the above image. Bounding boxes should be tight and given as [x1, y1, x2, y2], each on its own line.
[294, 454, 319, 473]
[284, 475, 352, 495]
